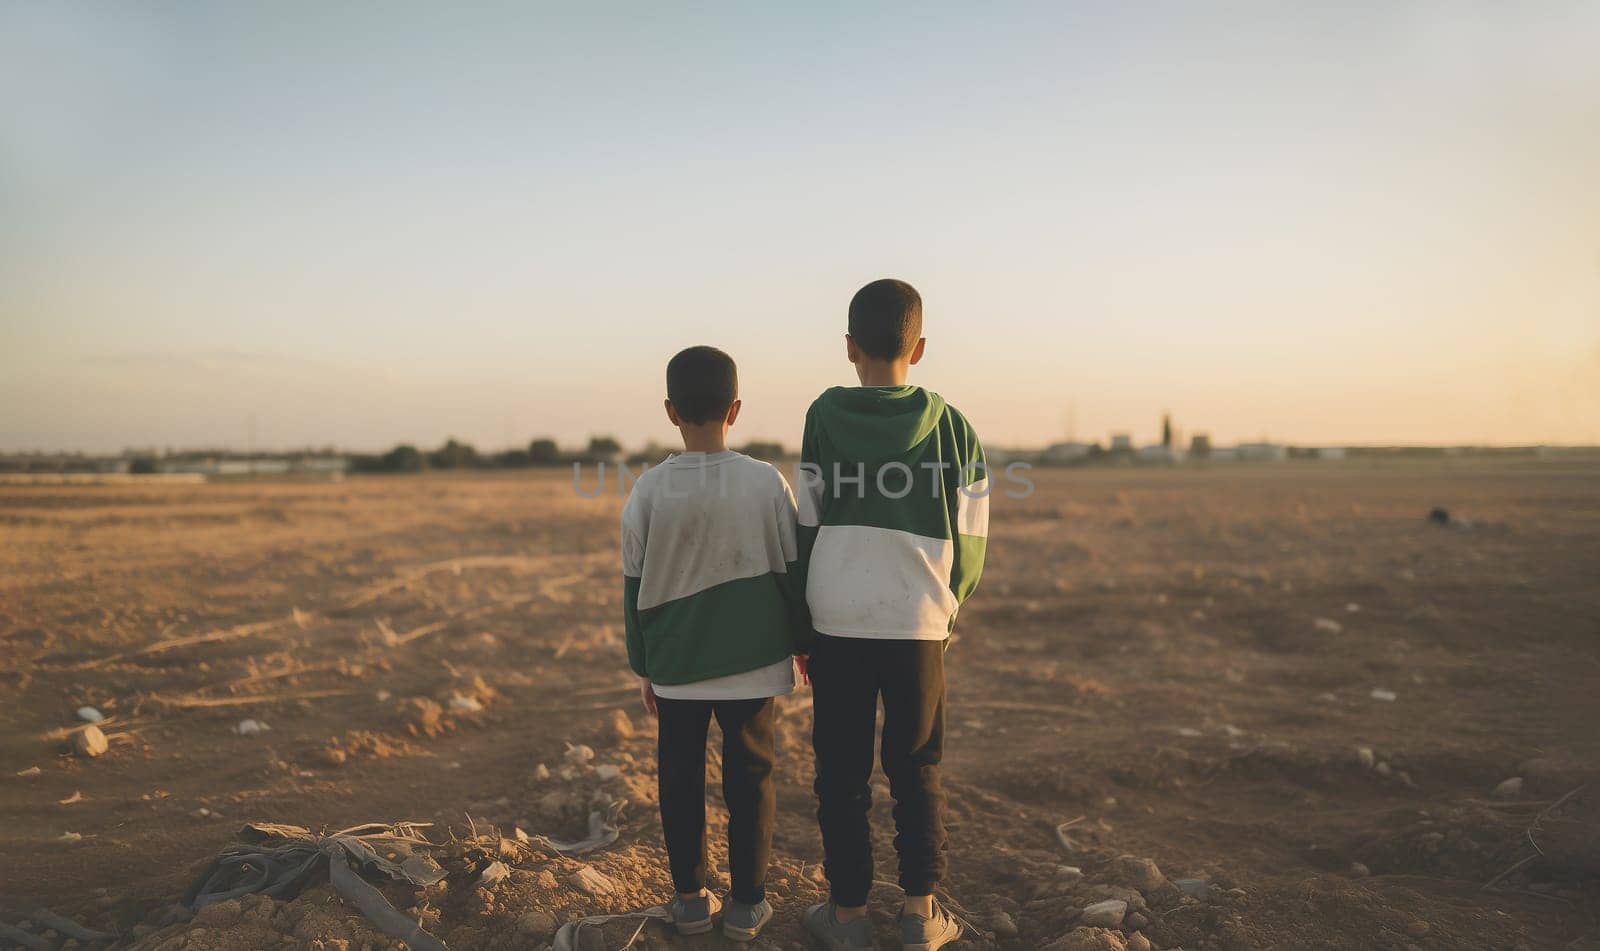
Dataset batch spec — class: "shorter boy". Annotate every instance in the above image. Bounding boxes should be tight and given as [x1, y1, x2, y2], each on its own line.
[622, 345, 809, 942]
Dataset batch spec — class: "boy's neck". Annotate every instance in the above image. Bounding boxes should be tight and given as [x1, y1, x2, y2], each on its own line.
[678, 424, 727, 454]
[854, 359, 911, 387]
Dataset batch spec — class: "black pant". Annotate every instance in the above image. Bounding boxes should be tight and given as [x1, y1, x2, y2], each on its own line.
[657, 696, 776, 905]
[811, 633, 947, 907]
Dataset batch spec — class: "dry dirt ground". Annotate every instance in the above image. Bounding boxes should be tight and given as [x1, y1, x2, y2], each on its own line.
[2, 463, 1597, 951]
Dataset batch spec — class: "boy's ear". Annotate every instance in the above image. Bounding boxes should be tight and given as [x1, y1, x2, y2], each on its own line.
[725, 399, 742, 427]
[908, 337, 926, 365]
[845, 334, 860, 364]
[664, 398, 681, 427]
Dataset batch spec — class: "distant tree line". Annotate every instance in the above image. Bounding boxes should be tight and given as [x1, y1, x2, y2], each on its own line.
[347, 436, 790, 473]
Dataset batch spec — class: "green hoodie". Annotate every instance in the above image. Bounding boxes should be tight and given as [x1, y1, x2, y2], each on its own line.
[795, 385, 988, 639]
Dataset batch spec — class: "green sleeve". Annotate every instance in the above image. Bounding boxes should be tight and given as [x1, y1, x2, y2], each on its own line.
[792, 406, 824, 651]
[623, 575, 646, 677]
[949, 412, 988, 615]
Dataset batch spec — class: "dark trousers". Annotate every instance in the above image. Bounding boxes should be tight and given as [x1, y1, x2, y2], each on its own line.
[811, 633, 947, 907]
[656, 696, 776, 905]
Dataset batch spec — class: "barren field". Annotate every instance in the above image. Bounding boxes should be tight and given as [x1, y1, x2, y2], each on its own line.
[2, 464, 1597, 951]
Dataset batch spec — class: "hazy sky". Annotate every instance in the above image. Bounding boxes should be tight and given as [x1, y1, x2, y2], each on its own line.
[3, 1, 1597, 453]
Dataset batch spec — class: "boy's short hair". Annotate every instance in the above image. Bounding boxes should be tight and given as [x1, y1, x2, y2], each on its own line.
[666, 346, 738, 425]
[848, 278, 923, 361]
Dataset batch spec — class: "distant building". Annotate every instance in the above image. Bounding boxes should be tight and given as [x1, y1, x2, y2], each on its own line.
[1109, 433, 1133, 452]
[1236, 442, 1288, 462]
[1189, 434, 1212, 459]
[1043, 441, 1094, 464]
[1136, 444, 1183, 464]
[1314, 447, 1347, 460]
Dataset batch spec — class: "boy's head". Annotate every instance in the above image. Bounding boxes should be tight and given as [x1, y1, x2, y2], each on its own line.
[664, 345, 741, 439]
[846, 278, 925, 372]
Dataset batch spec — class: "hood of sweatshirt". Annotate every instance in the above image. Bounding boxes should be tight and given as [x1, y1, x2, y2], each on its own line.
[810, 385, 945, 464]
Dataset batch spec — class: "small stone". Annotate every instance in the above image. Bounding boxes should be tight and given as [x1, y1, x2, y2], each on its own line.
[1056, 865, 1085, 885]
[477, 861, 511, 888]
[375, 690, 392, 703]
[77, 706, 105, 723]
[564, 743, 596, 766]
[1370, 688, 1397, 702]
[1345, 602, 1361, 613]
[448, 694, 484, 713]
[516, 910, 556, 937]
[1108, 855, 1165, 893]
[605, 709, 635, 741]
[533, 763, 551, 781]
[235, 719, 269, 736]
[1350, 862, 1371, 877]
[73, 725, 109, 758]
[1175, 727, 1202, 738]
[16, 766, 42, 778]
[1375, 761, 1393, 777]
[568, 865, 615, 895]
[1313, 617, 1343, 634]
[58, 831, 83, 845]
[1079, 899, 1127, 928]
[1354, 747, 1376, 769]
[1404, 920, 1431, 938]
[594, 764, 622, 781]
[1043, 927, 1127, 951]
[990, 911, 1019, 938]
[1172, 878, 1209, 899]
[1492, 777, 1523, 799]
[1126, 933, 1152, 951]
[1126, 910, 1150, 929]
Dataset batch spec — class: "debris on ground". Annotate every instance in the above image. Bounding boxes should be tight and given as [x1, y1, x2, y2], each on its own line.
[234, 719, 269, 736]
[72, 724, 109, 758]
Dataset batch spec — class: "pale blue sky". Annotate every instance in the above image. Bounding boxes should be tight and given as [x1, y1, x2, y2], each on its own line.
[3, 1, 1597, 452]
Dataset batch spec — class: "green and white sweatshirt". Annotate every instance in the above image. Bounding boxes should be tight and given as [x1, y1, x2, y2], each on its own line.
[621, 450, 809, 695]
[796, 385, 988, 640]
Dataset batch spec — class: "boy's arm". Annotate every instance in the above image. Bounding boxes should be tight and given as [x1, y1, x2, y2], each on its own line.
[621, 501, 648, 678]
[773, 471, 813, 653]
[949, 411, 988, 616]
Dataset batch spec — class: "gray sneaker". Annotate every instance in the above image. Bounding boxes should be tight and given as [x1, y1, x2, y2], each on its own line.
[665, 891, 721, 936]
[722, 898, 773, 942]
[802, 901, 875, 950]
[899, 899, 961, 951]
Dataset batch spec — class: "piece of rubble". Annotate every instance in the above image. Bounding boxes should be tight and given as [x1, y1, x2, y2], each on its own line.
[990, 910, 1019, 938]
[564, 743, 596, 766]
[567, 865, 615, 896]
[17, 766, 42, 778]
[1349, 862, 1371, 877]
[1044, 926, 1127, 951]
[1354, 746, 1376, 769]
[478, 861, 511, 888]
[1370, 688, 1397, 702]
[448, 694, 484, 714]
[77, 706, 105, 723]
[1172, 878, 1209, 899]
[533, 763, 551, 781]
[1109, 855, 1165, 893]
[73, 725, 109, 758]
[235, 719, 270, 736]
[1492, 777, 1523, 799]
[594, 764, 622, 781]
[1079, 899, 1127, 928]
[58, 832, 83, 845]
[1313, 617, 1343, 634]
[606, 709, 635, 741]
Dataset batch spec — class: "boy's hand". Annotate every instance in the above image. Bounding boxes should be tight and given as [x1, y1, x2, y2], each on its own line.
[795, 653, 810, 686]
[638, 676, 658, 717]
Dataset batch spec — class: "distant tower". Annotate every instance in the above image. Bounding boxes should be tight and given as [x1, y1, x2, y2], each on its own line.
[1161, 413, 1173, 448]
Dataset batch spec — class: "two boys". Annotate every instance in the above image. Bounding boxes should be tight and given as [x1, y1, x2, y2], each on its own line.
[621, 280, 986, 949]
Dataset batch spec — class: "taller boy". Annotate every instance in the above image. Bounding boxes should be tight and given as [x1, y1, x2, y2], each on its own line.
[798, 279, 987, 951]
